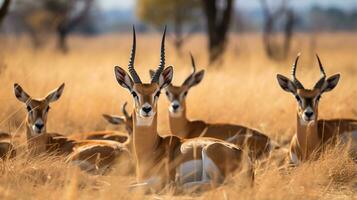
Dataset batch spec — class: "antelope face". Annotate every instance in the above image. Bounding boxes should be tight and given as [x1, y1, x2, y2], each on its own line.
[277, 54, 340, 124]
[14, 83, 65, 135]
[103, 102, 133, 134]
[114, 26, 173, 126]
[151, 54, 204, 117]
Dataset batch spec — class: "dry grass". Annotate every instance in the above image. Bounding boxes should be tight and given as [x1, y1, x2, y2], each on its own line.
[0, 32, 357, 199]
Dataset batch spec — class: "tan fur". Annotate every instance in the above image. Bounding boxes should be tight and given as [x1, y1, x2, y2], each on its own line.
[14, 83, 128, 173]
[0, 132, 16, 159]
[166, 84, 274, 161]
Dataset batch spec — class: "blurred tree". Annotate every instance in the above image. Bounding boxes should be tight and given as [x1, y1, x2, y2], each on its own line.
[260, 0, 295, 61]
[44, 0, 94, 53]
[137, 0, 200, 53]
[0, 0, 11, 25]
[202, 0, 234, 64]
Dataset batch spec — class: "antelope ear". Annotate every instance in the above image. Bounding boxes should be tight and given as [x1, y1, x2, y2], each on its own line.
[114, 66, 134, 91]
[321, 74, 340, 93]
[276, 74, 297, 94]
[46, 83, 65, 103]
[159, 66, 173, 89]
[14, 83, 31, 103]
[182, 70, 205, 88]
[102, 114, 125, 125]
[149, 70, 155, 79]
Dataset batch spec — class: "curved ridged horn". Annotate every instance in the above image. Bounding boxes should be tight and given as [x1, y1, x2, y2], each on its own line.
[189, 52, 197, 74]
[121, 102, 130, 119]
[314, 54, 327, 89]
[128, 26, 141, 83]
[291, 53, 304, 89]
[151, 26, 167, 83]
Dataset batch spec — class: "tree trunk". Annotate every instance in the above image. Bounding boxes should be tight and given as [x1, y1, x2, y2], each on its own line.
[0, 0, 11, 25]
[202, 0, 233, 64]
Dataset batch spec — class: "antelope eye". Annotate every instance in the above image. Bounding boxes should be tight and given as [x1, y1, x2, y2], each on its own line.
[155, 91, 161, 98]
[131, 91, 138, 98]
[165, 91, 170, 96]
[26, 105, 32, 112]
[295, 95, 301, 102]
[183, 91, 188, 97]
[316, 95, 321, 102]
[46, 106, 50, 112]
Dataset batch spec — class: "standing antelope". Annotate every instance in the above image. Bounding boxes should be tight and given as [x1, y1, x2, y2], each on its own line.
[14, 83, 130, 173]
[277, 54, 357, 165]
[114, 27, 253, 192]
[152, 54, 278, 160]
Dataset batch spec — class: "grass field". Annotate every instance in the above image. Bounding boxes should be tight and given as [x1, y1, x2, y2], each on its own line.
[0, 32, 356, 199]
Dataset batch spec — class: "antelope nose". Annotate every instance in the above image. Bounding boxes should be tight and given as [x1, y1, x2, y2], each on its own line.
[305, 111, 313, 118]
[142, 106, 152, 114]
[35, 123, 44, 130]
[172, 104, 179, 110]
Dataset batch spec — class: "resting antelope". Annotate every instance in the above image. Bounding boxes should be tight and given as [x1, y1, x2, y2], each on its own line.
[114, 27, 253, 192]
[277, 54, 357, 165]
[70, 102, 132, 143]
[150, 54, 278, 160]
[14, 83, 129, 172]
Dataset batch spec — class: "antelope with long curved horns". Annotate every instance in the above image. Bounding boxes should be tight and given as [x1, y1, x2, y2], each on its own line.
[114, 26, 253, 192]
[14, 83, 130, 173]
[277, 54, 357, 165]
[150, 53, 279, 161]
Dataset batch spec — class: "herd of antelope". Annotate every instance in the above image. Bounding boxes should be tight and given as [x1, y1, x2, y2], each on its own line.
[1, 26, 357, 193]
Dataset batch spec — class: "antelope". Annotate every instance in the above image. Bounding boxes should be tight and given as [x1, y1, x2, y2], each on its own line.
[14, 83, 130, 173]
[152, 54, 278, 160]
[0, 132, 16, 159]
[70, 102, 132, 143]
[277, 54, 357, 165]
[114, 27, 253, 192]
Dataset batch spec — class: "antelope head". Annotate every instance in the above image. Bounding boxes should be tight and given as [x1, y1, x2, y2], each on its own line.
[150, 53, 204, 117]
[14, 83, 65, 135]
[102, 102, 133, 134]
[114, 27, 173, 126]
[277, 54, 340, 123]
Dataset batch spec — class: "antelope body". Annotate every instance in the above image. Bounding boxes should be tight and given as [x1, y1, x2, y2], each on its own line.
[114, 27, 253, 192]
[158, 54, 277, 160]
[277, 54, 357, 165]
[14, 83, 130, 173]
[0, 132, 16, 159]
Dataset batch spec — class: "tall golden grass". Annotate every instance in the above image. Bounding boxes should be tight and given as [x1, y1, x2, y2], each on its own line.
[0, 33, 357, 199]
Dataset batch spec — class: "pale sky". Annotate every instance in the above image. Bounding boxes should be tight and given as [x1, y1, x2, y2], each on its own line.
[100, 0, 357, 10]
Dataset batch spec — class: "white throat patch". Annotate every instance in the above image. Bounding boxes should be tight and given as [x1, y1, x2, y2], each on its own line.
[136, 115, 154, 126]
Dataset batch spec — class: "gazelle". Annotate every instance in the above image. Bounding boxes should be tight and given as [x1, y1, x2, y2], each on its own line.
[114, 27, 253, 192]
[70, 102, 132, 144]
[0, 132, 16, 159]
[277, 54, 357, 165]
[14, 83, 130, 173]
[152, 54, 278, 160]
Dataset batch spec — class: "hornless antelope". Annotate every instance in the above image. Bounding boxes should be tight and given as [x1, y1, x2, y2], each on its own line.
[277, 54, 357, 165]
[151, 54, 278, 160]
[114, 27, 253, 192]
[0, 132, 16, 159]
[14, 83, 129, 173]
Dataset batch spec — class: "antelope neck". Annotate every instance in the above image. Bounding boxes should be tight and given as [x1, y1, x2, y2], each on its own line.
[26, 120, 48, 156]
[296, 114, 321, 160]
[168, 101, 190, 138]
[132, 111, 161, 180]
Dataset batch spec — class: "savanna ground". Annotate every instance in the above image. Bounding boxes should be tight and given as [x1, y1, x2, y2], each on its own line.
[0, 32, 356, 199]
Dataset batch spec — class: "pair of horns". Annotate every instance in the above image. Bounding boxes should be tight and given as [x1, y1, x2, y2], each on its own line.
[127, 26, 166, 84]
[291, 54, 327, 89]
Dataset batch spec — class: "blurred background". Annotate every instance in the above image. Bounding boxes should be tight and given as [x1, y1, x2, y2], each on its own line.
[0, 0, 357, 63]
